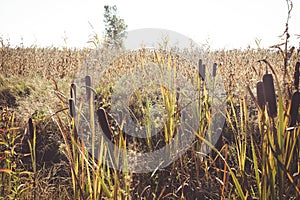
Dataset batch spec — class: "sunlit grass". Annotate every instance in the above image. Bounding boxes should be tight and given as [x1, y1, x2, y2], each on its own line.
[0, 42, 299, 199]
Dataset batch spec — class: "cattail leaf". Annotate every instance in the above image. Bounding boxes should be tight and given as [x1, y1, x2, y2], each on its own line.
[289, 91, 300, 127]
[256, 81, 265, 110]
[0, 168, 12, 174]
[263, 74, 277, 117]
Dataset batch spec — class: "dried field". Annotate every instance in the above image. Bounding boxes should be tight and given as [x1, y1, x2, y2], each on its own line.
[0, 44, 299, 199]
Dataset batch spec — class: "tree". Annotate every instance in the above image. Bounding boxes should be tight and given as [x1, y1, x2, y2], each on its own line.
[103, 5, 128, 49]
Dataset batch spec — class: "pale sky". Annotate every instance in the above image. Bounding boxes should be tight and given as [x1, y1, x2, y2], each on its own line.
[0, 0, 299, 50]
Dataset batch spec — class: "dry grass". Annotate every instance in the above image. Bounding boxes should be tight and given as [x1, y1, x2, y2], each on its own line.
[0, 43, 299, 199]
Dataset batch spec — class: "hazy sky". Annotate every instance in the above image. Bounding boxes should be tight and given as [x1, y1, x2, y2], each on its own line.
[0, 0, 299, 49]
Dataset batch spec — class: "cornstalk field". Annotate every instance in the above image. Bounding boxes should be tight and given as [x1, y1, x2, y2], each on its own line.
[0, 40, 299, 199]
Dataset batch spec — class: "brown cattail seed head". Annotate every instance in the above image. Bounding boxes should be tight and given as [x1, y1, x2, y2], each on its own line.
[28, 118, 34, 139]
[289, 91, 300, 127]
[263, 74, 277, 117]
[198, 59, 205, 81]
[213, 63, 217, 77]
[85, 75, 92, 100]
[97, 108, 113, 141]
[256, 81, 265, 110]
[294, 62, 300, 91]
[69, 99, 76, 118]
[70, 83, 76, 100]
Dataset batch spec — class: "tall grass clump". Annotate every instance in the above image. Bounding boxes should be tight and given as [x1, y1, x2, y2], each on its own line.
[0, 107, 34, 199]
[51, 78, 133, 199]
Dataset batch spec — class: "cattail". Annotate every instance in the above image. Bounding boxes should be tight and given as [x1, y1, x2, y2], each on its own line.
[97, 108, 113, 141]
[289, 91, 300, 127]
[85, 75, 92, 101]
[263, 74, 277, 117]
[213, 63, 217, 77]
[198, 59, 205, 80]
[69, 99, 76, 118]
[28, 118, 34, 139]
[176, 87, 181, 118]
[70, 83, 76, 100]
[176, 87, 180, 102]
[256, 81, 265, 110]
[294, 62, 300, 91]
